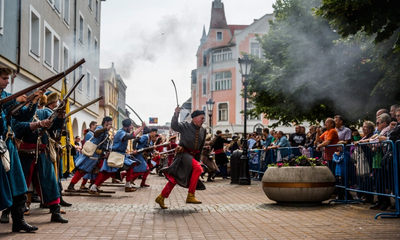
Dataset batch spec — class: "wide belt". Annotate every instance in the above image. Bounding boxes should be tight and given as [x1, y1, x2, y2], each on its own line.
[214, 149, 224, 154]
[183, 147, 200, 158]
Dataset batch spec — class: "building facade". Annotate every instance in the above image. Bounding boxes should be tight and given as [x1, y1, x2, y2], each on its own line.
[116, 73, 128, 129]
[192, 0, 274, 135]
[99, 62, 119, 130]
[0, 0, 103, 137]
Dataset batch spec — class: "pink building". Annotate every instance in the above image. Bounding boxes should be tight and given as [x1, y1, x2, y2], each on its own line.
[192, 0, 274, 135]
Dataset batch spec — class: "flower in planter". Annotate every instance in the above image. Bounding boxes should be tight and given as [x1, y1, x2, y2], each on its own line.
[267, 155, 328, 167]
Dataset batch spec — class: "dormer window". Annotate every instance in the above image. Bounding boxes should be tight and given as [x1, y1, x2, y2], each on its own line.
[217, 31, 222, 41]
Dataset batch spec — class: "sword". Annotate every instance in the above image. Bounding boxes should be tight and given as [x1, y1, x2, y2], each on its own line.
[125, 103, 144, 123]
[171, 79, 179, 107]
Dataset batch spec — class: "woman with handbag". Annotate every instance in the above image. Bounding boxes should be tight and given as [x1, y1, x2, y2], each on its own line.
[89, 119, 145, 194]
[67, 117, 112, 191]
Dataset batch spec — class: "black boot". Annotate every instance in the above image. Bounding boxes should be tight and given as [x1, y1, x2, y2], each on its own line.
[67, 182, 75, 191]
[59, 194, 72, 207]
[11, 194, 38, 232]
[50, 204, 68, 223]
[0, 208, 10, 223]
[207, 171, 215, 182]
[380, 197, 391, 210]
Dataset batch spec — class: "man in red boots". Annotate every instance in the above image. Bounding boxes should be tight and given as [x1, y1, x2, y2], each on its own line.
[155, 107, 206, 209]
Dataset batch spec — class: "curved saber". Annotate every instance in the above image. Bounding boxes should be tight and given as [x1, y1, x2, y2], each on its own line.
[125, 103, 144, 123]
[171, 79, 179, 107]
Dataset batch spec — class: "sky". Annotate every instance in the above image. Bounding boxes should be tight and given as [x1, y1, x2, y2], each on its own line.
[100, 0, 276, 125]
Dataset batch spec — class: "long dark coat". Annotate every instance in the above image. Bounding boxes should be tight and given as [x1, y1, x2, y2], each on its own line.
[161, 113, 206, 189]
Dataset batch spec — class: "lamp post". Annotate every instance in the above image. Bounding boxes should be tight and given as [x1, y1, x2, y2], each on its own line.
[238, 54, 253, 185]
[206, 99, 215, 134]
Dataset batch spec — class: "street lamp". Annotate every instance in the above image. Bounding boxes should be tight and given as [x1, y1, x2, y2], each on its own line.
[206, 99, 215, 134]
[238, 54, 254, 185]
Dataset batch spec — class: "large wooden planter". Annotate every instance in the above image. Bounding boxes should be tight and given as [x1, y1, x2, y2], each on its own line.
[262, 166, 335, 205]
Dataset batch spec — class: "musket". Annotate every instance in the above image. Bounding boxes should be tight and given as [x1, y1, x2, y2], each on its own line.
[38, 74, 85, 136]
[158, 149, 176, 155]
[6, 77, 63, 120]
[135, 142, 169, 154]
[0, 58, 85, 108]
[65, 96, 103, 118]
[48, 74, 85, 121]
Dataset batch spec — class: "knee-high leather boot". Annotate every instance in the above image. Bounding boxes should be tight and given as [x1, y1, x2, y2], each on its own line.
[11, 194, 38, 232]
[50, 204, 68, 223]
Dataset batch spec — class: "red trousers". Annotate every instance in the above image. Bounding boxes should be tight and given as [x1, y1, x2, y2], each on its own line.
[161, 159, 202, 198]
[125, 166, 149, 185]
[71, 171, 86, 184]
[93, 172, 115, 186]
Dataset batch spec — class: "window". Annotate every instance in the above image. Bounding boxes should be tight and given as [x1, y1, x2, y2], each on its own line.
[63, 0, 70, 25]
[247, 102, 261, 120]
[63, 44, 69, 77]
[79, 13, 84, 44]
[212, 48, 232, 62]
[217, 31, 222, 41]
[47, 0, 61, 16]
[202, 78, 207, 95]
[53, 36, 60, 72]
[78, 66, 83, 90]
[87, 26, 92, 51]
[86, 71, 91, 98]
[214, 71, 231, 91]
[218, 103, 228, 121]
[94, 37, 98, 60]
[29, 6, 41, 59]
[93, 78, 97, 99]
[203, 50, 207, 67]
[95, 0, 99, 22]
[44, 28, 52, 66]
[54, 0, 61, 13]
[88, 0, 93, 11]
[251, 42, 263, 58]
[43, 22, 60, 72]
[0, 0, 4, 35]
[191, 70, 197, 84]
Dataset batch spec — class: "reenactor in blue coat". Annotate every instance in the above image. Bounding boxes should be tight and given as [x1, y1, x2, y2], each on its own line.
[0, 66, 41, 232]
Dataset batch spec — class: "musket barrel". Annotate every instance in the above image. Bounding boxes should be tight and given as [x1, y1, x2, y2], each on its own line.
[0, 58, 85, 106]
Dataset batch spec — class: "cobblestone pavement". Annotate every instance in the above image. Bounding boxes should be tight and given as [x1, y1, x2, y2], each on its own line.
[1, 174, 400, 240]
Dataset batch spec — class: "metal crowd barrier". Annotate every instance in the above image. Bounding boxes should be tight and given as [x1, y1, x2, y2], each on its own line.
[247, 142, 400, 219]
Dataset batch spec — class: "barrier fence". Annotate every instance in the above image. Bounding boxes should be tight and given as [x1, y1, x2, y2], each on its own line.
[247, 141, 400, 219]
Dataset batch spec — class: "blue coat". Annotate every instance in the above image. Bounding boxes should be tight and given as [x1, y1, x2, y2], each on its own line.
[0, 90, 37, 210]
[100, 128, 133, 172]
[11, 108, 63, 204]
[133, 134, 151, 173]
[75, 126, 109, 173]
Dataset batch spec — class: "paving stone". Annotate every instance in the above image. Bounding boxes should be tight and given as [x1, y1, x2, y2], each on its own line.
[1, 175, 400, 239]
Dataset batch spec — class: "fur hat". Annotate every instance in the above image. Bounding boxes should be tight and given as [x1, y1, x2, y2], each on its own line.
[46, 92, 60, 106]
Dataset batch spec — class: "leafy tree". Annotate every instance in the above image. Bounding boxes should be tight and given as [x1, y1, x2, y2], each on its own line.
[316, 0, 400, 52]
[247, 0, 393, 127]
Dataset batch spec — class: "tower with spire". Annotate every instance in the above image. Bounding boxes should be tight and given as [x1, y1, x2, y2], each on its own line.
[192, 0, 274, 135]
